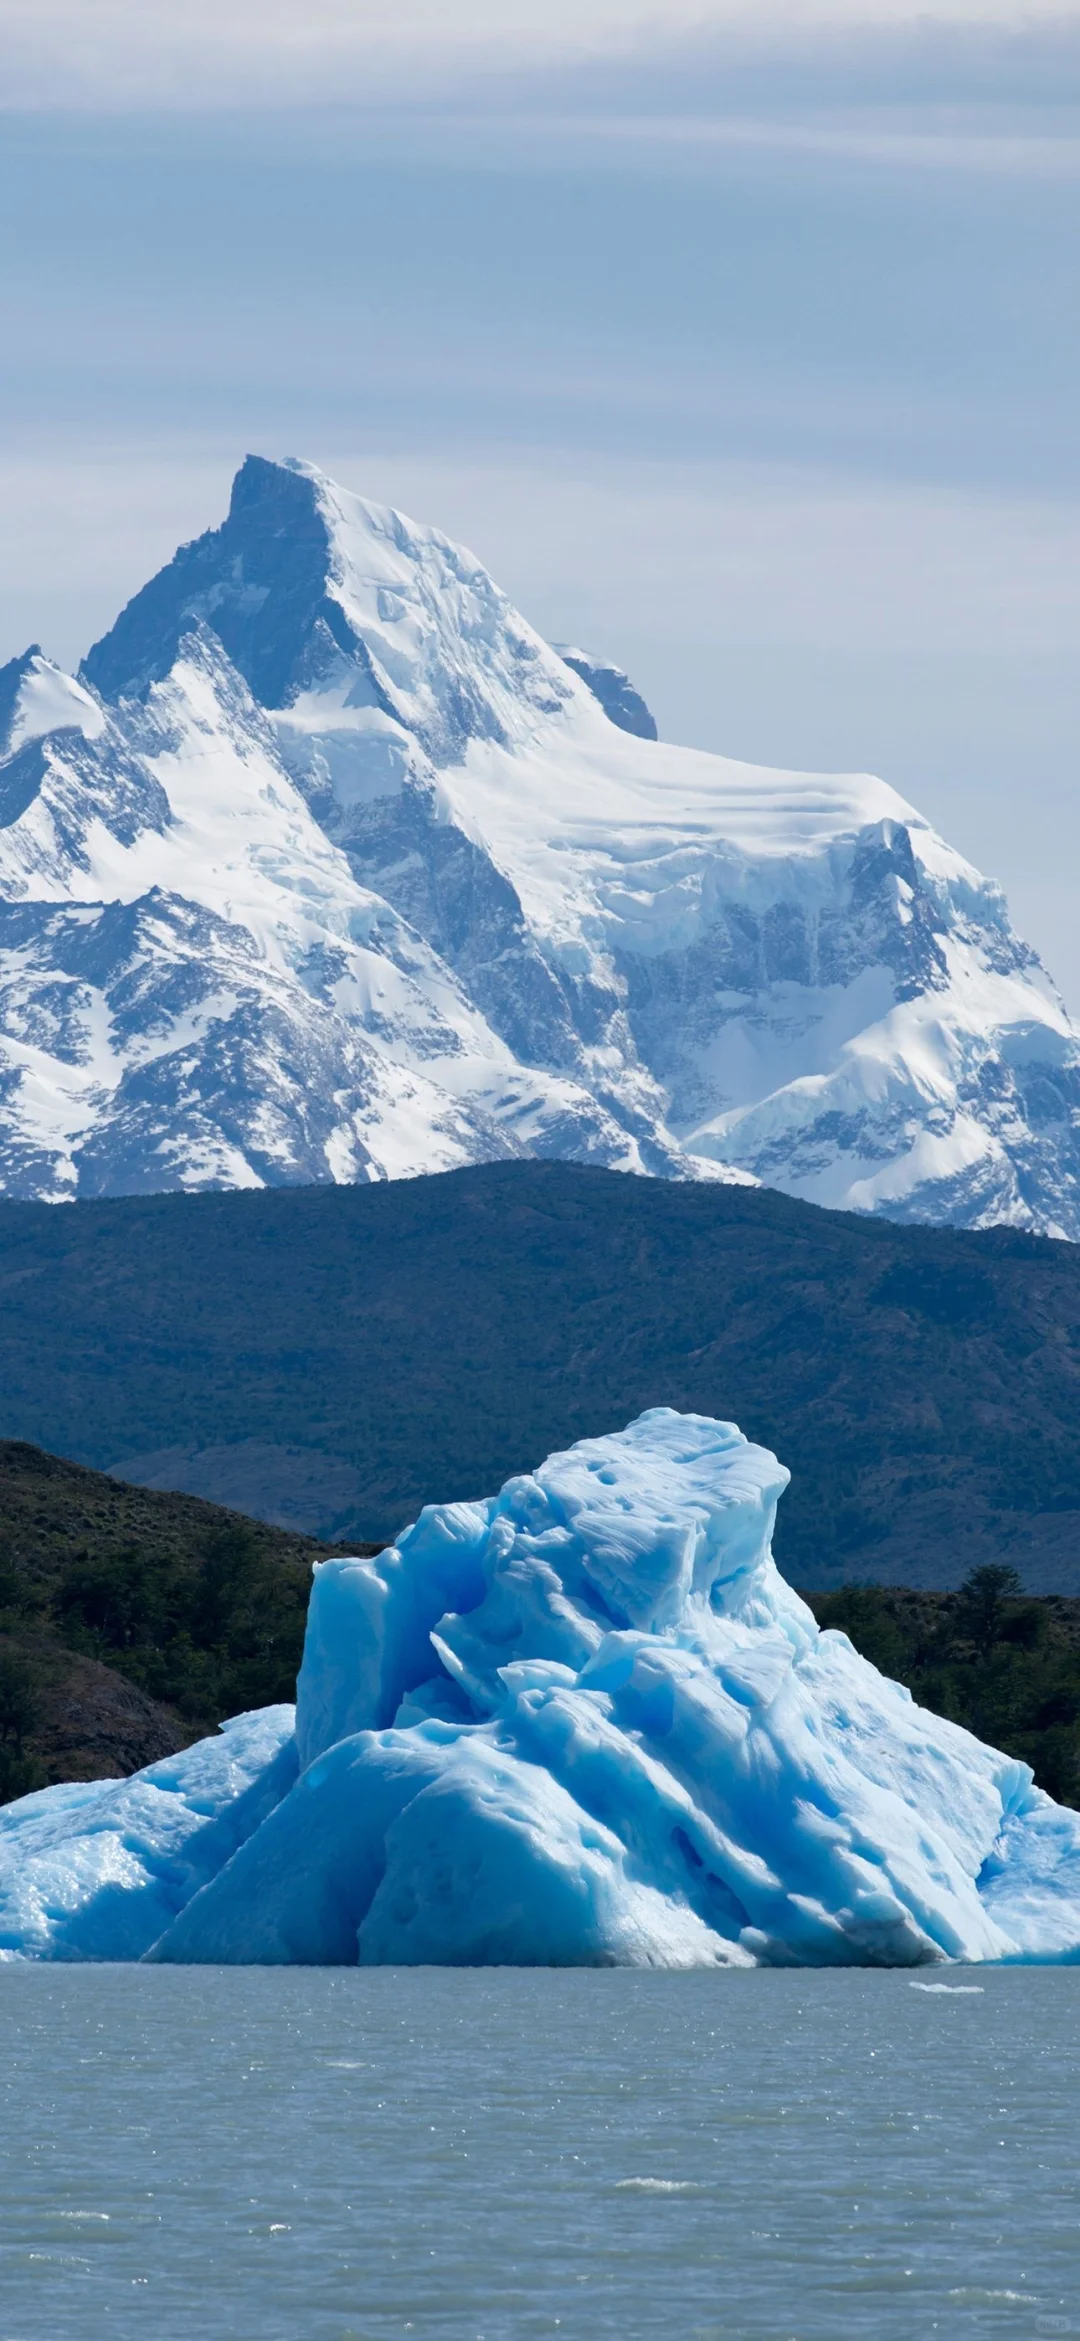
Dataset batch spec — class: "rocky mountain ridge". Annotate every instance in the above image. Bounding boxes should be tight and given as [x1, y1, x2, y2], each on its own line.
[0, 453, 1076, 1230]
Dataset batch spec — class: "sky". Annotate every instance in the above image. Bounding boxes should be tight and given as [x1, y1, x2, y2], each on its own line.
[2, 3, 1079, 999]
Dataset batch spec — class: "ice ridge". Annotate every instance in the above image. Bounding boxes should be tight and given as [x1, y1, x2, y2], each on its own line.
[1, 1409, 1078, 1968]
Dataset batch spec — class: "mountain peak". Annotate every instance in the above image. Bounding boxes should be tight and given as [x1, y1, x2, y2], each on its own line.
[80, 454, 339, 711]
[81, 454, 581, 765]
[3, 455, 1079, 1231]
[0, 646, 104, 763]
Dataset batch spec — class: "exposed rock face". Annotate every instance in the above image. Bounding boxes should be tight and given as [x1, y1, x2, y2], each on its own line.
[29, 1649, 190, 1784]
[555, 646, 659, 740]
[0, 453, 1076, 1231]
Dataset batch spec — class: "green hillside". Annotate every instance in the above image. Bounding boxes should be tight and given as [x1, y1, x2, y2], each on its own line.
[1, 1162, 1079, 1589]
[0, 1442, 372, 1803]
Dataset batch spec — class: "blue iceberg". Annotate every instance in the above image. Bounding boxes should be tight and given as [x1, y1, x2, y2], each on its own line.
[3, 1410, 1079, 1967]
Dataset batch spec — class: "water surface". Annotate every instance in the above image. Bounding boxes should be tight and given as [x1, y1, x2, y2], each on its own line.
[1, 1965, 1077, 2339]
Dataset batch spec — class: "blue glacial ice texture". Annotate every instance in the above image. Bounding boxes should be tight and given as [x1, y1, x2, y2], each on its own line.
[3, 1409, 1080, 1966]
[0, 1707, 297, 1961]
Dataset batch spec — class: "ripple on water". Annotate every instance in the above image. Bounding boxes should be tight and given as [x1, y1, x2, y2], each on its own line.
[0, 1964, 1077, 2341]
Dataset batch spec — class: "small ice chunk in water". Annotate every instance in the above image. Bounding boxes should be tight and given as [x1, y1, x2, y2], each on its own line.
[909, 1982, 985, 1994]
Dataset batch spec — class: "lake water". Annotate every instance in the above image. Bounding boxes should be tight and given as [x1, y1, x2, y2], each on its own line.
[0, 1964, 1077, 2340]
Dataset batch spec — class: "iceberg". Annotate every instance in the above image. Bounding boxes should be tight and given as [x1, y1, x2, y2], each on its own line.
[2, 1410, 1079, 1967]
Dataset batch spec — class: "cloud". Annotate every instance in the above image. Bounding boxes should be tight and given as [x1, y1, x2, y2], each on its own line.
[2, 0, 1078, 111]
[491, 114, 1080, 178]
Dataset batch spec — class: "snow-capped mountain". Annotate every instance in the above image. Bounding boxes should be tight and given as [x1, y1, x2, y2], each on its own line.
[0, 452, 1077, 1232]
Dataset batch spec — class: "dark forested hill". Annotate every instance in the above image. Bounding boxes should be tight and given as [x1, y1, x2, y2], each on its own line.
[1, 1162, 1079, 1590]
[0, 1440, 370, 1801]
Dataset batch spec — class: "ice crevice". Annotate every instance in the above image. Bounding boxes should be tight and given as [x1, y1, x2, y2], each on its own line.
[1, 1408, 1079, 1967]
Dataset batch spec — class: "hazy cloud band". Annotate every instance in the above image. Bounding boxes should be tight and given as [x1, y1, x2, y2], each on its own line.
[2, 0, 1079, 111]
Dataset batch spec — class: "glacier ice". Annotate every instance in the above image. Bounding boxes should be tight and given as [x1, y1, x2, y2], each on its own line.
[2, 1410, 1079, 1968]
[0, 1707, 296, 1962]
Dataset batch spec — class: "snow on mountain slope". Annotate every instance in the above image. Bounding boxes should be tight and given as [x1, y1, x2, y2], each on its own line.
[0, 453, 1076, 1229]
[0, 627, 651, 1194]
